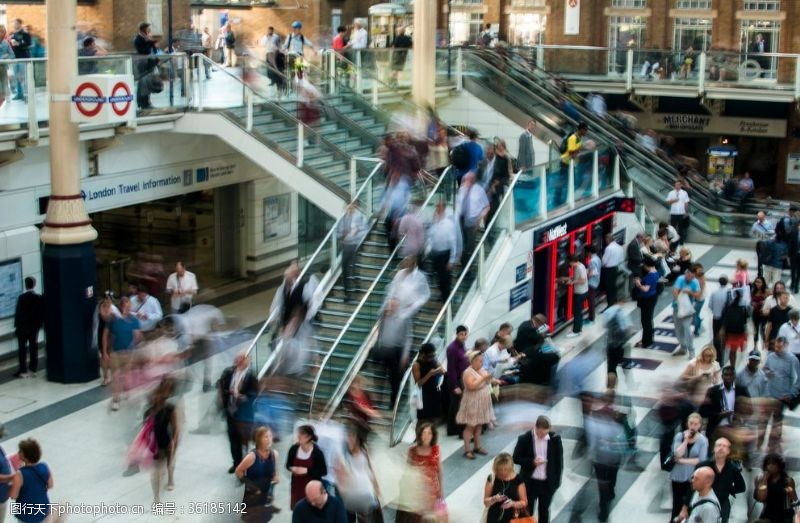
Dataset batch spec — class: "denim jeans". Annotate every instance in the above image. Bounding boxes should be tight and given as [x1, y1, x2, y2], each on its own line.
[13, 62, 25, 99]
[674, 314, 695, 356]
[693, 299, 705, 334]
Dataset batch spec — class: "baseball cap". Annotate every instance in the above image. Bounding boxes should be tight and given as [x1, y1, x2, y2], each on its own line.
[747, 350, 761, 361]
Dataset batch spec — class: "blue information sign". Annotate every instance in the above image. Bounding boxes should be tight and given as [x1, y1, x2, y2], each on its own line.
[515, 264, 527, 283]
[509, 281, 530, 311]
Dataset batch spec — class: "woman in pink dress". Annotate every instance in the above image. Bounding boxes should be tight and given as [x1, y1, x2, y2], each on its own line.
[733, 259, 751, 288]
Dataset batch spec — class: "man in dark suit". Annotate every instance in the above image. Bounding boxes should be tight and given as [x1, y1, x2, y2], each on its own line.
[699, 366, 751, 444]
[512, 415, 564, 523]
[13, 276, 43, 378]
[788, 220, 800, 293]
[218, 351, 258, 473]
[626, 233, 644, 295]
[517, 120, 536, 172]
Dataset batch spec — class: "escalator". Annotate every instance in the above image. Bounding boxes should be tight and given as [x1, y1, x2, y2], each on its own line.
[455, 50, 764, 237]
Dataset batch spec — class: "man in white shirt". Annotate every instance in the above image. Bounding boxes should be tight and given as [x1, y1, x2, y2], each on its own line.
[567, 254, 589, 338]
[751, 211, 775, 277]
[686, 467, 722, 523]
[130, 283, 164, 332]
[666, 180, 690, 246]
[512, 416, 564, 523]
[457, 172, 490, 267]
[777, 309, 800, 358]
[348, 19, 368, 50]
[260, 26, 281, 69]
[166, 261, 198, 314]
[427, 200, 461, 302]
[587, 245, 602, 323]
[601, 234, 624, 308]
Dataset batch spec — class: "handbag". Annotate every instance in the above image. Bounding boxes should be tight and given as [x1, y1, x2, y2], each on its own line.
[676, 292, 694, 318]
[509, 508, 535, 523]
[126, 416, 157, 469]
[410, 384, 424, 411]
[662, 453, 676, 472]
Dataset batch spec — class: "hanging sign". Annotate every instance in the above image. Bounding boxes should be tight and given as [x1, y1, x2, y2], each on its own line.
[564, 0, 580, 36]
[70, 74, 135, 124]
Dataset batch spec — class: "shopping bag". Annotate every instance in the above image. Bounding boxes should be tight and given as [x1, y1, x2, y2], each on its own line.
[676, 292, 694, 318]
[126, 416, 157, 469]
[509, 508, 536, 523]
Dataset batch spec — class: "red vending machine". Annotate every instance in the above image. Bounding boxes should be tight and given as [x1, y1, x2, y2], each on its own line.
[531, 196, 635, 332]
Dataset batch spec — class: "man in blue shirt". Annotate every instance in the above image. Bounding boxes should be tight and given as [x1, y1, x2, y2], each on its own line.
[672, 267, 701, 358]
[456, 129, 484, 184]
[292, 480, 347, 523]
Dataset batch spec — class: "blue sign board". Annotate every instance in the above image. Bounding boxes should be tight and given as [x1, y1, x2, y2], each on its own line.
[515, 264, 527, 283]
[509, 281, 531, 311]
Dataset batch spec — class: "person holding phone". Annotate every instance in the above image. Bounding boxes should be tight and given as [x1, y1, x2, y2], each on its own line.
[669, 413, 708, 522]
[483, 452, 528, 523]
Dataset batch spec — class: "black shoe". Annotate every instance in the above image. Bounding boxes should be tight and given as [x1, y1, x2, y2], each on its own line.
[228, 466, 235, 474]
[12, 371, 25, 378]
[202, 381, 212, 393]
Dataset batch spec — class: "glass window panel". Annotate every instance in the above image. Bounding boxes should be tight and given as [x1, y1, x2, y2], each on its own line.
[740, 19, 780, 79]
[676, 0, 712, 8]
[608, 16, 647, 74]
[508, 13, 547, 46]
[510, 0, 547, 6]
[611, 0, 647, 7]
[449, 10, 484, 45]
[743, 1, 780, 10]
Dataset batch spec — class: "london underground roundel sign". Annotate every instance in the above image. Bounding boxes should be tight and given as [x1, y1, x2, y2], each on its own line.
[71, 82, 104, 117]
[109, 82, 133, 117]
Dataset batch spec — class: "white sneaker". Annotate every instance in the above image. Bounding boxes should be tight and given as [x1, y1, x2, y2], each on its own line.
[566, 332, 581, 339]
[671, 346, 687, 356]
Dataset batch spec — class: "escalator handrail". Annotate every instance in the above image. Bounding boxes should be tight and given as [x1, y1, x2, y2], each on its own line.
[193, 53, 358, 167]
[387, 167, 525, 445]
[319, 49, 466, 139]
[247, 159, 385, 374]
[309, 167, 454, 416]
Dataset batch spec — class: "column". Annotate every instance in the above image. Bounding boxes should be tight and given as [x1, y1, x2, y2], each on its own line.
[412, 0, 437, 109]
[40, 0, 100, 383]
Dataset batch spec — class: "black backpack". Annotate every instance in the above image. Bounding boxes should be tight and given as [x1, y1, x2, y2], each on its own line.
[558, 131, 574, 154]
[450, 142, 470, 171]
[225, 31, 235, 46]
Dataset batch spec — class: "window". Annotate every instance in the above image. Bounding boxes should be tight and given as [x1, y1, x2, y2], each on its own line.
[741, 19, 779, 79]
[608, 16, 646, 74]
[611, 0, 646, 7]
[510, 0, 547, 6]
[450, 11, 484, 45]
[673, 17, 712, 52]
[743, 0, 780, 10]
[508, 13, 547, 45]
[676, 0, 711, 8]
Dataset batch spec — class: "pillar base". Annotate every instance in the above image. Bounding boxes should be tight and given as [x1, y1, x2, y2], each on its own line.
[42, 242, 99, 383]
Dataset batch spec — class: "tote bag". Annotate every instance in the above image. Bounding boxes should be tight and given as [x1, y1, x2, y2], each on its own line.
[676, 292, 694, 319]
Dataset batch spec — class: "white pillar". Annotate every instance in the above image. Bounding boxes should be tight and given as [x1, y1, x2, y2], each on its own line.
[412, 0, 437, 109]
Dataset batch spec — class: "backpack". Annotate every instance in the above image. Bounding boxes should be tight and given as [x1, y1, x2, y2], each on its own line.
[689, 497, 721, 519]
[558, 131, 575, 154]
[225, 31, 235, 46]
[450, 142, 470, 171]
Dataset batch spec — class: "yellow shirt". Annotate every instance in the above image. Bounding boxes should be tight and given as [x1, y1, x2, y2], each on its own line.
[561, 133, 582, 164]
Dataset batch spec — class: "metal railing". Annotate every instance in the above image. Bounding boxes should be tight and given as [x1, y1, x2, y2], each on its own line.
[308, 166, 454, 416]
[245, 158, 385, 375]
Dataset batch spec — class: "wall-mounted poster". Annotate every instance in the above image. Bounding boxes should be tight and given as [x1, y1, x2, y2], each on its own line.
[263, 194, 291, 241]
[0, 259, 22, 319]
[564, 0, 580, 36]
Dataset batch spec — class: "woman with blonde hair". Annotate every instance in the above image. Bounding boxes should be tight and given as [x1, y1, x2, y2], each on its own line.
[456, 350, 495, 459]
[680, 345, 722, 407]
[236, 426, 279, 519]
[483, 452, 528, 523]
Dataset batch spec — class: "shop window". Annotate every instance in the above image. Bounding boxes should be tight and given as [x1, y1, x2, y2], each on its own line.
[743, 0, 780, 10]
[673, 17, 711, 54]
[450, 11, 484, 45]
[508, 13, 546, 46]
[676, 0, 711, 8]
[740, 19, 779, 79]
[611, 0, 647, 7]
[608, 16, 646, 74]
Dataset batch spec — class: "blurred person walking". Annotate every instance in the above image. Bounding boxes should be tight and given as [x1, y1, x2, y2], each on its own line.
[374, 256, 430, 407]
[286, 425, 328, 510]
[218, 351, 258, 473]
[708, 276, 731, 362]
[389, 26, 411, 88]
[512, 416, 563, 523]
[105, 296, 142, 411]
[693, 264, 708, 336]
[397, 422, 444, 523]
[457, 172, 490, 267]
[482, 452, 528, 523]
[698, 366, 751, 449]
[236, 426, 280, 521]
[221, 22, 236, 67]
[762, 238, 789, 288]
[752, 276, 769, 350]
[763, 336, 800, 453]
[603, 297, 633, 387]
[675, 438, 744, 523]
[764, 291, 793, 351]
[133, 22, 157, 109]
[445, 325, 469, 436]
[721, 287, 749, 369]
[681, 345, 722, 408]
[584, 394, 627, 522]
[13, 276, 43, 379]
[453, 129, 484, 185]
[737, 350, 768, 452]
[9, 439, 52, 523]
[672, 267, 702, 358]
[166, 261, 198, 314]
[337, 202, 368, 303]
[335, 425, 382, 522]
[0, 25, 13, 109]
[147, 377, 180, 503]
[397, 198, 425, 260]
[427, 199, 461, 302]
[586, 245, 602, 323]
[457, 350, 495, 460]
[668, 412, 709, 522]
[412, 343, 445, 425]
[754, 453, 798, 523]
[269, 261, 317, 342]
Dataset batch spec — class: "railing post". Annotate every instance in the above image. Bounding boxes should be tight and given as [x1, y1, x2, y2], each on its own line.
[538, 166, 548, 220]
[25, 61, 37, 142]
[445, 304, 453, 344]
[612, 154, 621, 190]
[356, 50, 363, 93]
[245, 89, 254, 132]
[297, 123, 304, 168]
[366, 175, 374, 215]
[591, 150, 600, 198]
[626, 180, 634, 198]
[456, 47, 463, 91]
[506, 183, 516, 232]
[372, 80, 378, 106]
[698, 52, 707, 96]
[349, 157, 358, 198]
[330, 234, 338, 272]
[567, 160, 576, 209]
[124, 55, 138, 129]
[625, 48, 633, 92]
[536, 44, 545, 70]
[328, 51, 336, 96]
[478, 243, 486, 291]
[794, 56, 800, 101]
[196, 55, 205, 112]
[182, 54, 190, 106]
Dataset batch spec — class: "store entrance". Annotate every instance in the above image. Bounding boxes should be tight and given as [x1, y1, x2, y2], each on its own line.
[92, 189, 239, 302]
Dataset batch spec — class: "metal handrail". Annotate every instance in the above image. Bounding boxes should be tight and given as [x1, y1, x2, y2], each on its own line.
[193, 53, 357, 166]
[387, 168, 524, 445]
[247, 159, 385, 373]
[308, 166, 453, 415]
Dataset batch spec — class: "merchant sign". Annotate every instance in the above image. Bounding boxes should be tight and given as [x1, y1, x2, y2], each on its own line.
[637, 113, 786, 138]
